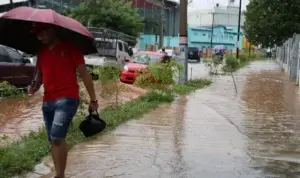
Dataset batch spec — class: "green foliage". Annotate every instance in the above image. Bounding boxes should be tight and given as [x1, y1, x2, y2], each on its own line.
[223, 56, 239, 72]
[135, 58, 184, 90]
[0, 81, 23, 98]
[244, 0, 300, 47]
[171, 79, 212, 95]
[92, 64, 120, 82]
[68, 0, 144, 37]
[205, 55, 224, 74]
[222, 53, 263, 72]
[92, 64, 121, 106]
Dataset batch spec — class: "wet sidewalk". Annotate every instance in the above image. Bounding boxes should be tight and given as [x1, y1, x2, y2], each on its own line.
[27, 60, 300, 178]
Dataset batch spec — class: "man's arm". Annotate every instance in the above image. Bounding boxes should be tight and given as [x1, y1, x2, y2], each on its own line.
[28, 69, 43, 94]
[77, 64, 97, 101]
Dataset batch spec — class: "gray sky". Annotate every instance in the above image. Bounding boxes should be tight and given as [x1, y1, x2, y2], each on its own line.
[187, 0, 249, 10]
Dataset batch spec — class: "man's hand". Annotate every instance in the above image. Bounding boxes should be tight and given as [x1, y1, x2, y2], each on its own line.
[27, 85, 35, 95]
[89, 100, 99, 112]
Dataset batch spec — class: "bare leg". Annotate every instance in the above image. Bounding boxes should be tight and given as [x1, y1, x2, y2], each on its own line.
[52, 139, 68, 178]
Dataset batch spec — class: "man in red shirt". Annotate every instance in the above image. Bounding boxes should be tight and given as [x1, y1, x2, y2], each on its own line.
[28, 23, 98, 178]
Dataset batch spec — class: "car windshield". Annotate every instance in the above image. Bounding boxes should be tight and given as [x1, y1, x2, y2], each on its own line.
[133, 53, 161, 64]
[188, 47, 198, 52]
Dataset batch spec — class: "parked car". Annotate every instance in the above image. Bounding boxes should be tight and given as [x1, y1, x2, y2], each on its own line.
[120, 51, 168, 84]
[0, 45, 35, 88]
[188, 47, 201, 62]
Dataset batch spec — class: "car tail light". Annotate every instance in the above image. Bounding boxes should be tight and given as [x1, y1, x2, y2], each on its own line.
[197, 52, 200, 56]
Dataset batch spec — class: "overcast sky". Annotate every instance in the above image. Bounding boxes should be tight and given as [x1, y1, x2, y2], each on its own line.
[187, 0, 249, 10]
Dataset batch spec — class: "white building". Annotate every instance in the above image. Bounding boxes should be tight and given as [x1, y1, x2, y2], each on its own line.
[188, 0, 245, 27]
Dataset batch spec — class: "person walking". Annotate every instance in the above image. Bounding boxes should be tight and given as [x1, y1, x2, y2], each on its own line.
[28, 23, 98, 178]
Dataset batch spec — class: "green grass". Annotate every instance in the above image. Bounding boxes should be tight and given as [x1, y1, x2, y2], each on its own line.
[0, 79, 211, 177]
[0, 81, 25, 98]
[172, 79, 212, 94]
[222, 54, 264, 73]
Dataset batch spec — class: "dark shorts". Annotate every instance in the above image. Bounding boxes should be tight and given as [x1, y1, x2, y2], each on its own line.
[42, 97, 79, 143]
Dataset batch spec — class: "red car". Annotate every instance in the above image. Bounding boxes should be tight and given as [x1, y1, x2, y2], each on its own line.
[120, 51, 167, 84]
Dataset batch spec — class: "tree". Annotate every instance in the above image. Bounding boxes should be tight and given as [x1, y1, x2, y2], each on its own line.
[244, 0, 300, 47]
[68, 0, 144, 37]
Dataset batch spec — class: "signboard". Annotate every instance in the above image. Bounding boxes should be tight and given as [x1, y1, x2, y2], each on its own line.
[179, 36, 187, 45]
[235, 41, 240, 48]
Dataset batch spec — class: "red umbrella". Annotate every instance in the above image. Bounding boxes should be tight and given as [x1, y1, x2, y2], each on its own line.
[0, 7, 97, 54]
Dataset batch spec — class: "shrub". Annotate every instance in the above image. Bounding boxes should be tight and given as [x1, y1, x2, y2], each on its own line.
[239, 54, 248, 63]
[92, 64, 122, 106]
[135, 59, 184, 90]
[224, 55, 239, 71]
[0, 81, 22, 98]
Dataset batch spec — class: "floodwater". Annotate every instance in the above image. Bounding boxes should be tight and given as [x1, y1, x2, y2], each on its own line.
[0, 82, 146, 144]
[0, 90, 43, 143]
[23, 60, 300, 178]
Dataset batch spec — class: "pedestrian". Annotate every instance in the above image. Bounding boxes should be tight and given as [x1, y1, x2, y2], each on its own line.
[28, 23, 98, 178]
[128, 46, 133, 57]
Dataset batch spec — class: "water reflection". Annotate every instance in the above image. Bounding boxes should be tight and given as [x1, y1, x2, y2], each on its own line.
[0, 90, 43, 143]
[27, 97, 188, 177]
[242, 69, 300, 177]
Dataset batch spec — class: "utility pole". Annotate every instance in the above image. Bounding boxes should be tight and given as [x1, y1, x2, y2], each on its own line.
[179, 0, 188, 82]
[159, 0, 164, 48]
[9, 0, 13, 9]
[236, 0, 242, 59]
[210, 12, 215, 57]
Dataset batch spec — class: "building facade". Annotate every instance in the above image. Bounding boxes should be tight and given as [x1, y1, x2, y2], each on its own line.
[188, 25, 243, 53]
[188, 1, 245, 28]
[21, 0, 180, 50]
[132, 0, 180, 49]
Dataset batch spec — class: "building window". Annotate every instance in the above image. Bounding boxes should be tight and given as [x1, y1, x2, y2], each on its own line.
[202, 33, 206, 36]
[193, 32, 198, 36]
[229, 36, 233, 40]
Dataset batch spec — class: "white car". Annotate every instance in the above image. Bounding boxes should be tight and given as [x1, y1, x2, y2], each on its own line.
[84, 54, 107, 66]
[157, 49, 177, 58]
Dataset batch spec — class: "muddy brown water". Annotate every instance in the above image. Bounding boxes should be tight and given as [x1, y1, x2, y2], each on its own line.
[19, 60, 300, 178]
[0, 90, 43, 143]
[0, 83, 146, 145]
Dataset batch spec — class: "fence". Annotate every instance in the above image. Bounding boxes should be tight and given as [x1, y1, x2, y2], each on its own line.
[276, 34, 300, 85]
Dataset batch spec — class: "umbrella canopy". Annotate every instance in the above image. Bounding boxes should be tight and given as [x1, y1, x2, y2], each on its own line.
[213, 45, 225, 51]
[0, 7, 97, 55]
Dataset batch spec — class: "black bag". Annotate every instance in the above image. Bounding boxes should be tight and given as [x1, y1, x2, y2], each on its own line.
[79, 110, 107, 137]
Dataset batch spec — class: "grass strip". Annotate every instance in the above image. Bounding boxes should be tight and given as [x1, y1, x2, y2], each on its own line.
[0, 79, 211, 177]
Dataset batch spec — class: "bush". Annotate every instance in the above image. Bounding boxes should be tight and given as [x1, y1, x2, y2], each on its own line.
[223, 55, 239, 72]
[0, 81, 23, 98]
[239, 54, 248, 63]
[135, 59, 183, 90]
[92, 64, 122, 106]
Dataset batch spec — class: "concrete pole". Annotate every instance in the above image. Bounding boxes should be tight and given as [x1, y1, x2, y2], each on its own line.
[159, 0, 165, 48]
[179, 0, 188, 82]
[210, 12, 214, 58]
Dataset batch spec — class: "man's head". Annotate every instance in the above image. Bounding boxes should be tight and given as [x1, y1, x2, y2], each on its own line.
[33, 23, 56, 45]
